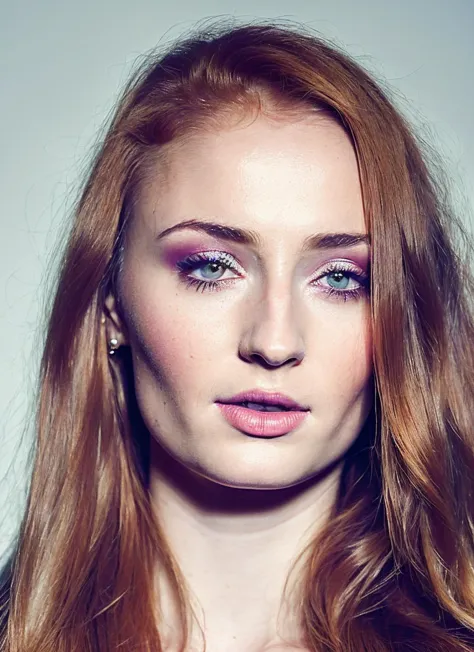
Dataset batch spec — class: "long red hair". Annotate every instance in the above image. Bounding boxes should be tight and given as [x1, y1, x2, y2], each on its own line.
[1, 19, 474, 651]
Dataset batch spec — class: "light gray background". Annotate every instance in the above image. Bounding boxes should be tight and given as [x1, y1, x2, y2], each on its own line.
[1, 0, 473, 562]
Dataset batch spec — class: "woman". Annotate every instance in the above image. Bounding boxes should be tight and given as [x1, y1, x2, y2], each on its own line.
[1, 19, 473, 652]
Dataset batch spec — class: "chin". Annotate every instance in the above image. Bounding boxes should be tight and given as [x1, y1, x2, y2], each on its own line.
[193, 459, 324, 492]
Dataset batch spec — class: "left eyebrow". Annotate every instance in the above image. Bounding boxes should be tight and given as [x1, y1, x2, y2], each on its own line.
[156, 219, 370, 251]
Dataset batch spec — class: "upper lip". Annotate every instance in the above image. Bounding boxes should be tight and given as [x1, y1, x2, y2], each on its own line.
[216, 389, 309, 411]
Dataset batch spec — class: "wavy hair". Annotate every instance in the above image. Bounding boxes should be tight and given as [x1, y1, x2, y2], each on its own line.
[1, 19, 474, 652]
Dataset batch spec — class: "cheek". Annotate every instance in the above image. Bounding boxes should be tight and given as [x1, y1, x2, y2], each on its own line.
[124, 288, 231, 394]
[316, 309, 372, 398]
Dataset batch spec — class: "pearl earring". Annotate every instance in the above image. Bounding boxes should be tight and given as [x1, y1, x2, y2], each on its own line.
[108, 337, 119, 355]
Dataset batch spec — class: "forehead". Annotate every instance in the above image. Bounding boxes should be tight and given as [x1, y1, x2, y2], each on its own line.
[135, 114, 365, 243]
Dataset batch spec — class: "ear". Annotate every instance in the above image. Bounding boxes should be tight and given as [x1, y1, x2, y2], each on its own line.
[103, 292, 129, 347]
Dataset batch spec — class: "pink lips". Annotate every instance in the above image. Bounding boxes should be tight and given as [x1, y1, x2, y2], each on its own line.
[216, 403, 308, 437]
[215, 390, 309, 437]
[217, 389, 309, 411]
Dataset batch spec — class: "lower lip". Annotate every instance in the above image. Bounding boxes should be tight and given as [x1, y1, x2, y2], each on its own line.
[216, 403, 308, 437]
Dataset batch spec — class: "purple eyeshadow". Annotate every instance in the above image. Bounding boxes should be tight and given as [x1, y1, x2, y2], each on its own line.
[161, 242, 217, 267]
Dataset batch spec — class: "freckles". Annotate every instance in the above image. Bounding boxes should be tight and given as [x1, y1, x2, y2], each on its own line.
[129, 292, 229, 383]
[123, 287, 184, 370]
[350, 320, 373, 379]
[143, 309, 189, 362]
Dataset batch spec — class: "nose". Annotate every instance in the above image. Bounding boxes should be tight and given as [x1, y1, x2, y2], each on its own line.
[238, 286, 305, 369]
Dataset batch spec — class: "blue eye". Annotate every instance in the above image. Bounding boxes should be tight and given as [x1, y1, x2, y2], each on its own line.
[314, 263, 370, 302]
[175, 252, 369, 301]
[176, 251, 241, 292]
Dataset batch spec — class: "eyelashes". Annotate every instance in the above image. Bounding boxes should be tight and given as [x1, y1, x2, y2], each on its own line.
[175, 250, 369, 302]
[176, 251, 242, 294]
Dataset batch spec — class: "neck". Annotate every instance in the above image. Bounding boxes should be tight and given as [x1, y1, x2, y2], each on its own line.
[149, 439, 344, 652]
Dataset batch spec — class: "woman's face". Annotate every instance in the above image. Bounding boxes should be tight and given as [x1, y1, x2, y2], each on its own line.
[113, 112, 373, 489]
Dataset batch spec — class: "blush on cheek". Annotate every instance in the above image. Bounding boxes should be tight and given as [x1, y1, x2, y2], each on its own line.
[331, 317, 372, 390]
[351, 324, 372, 386]
[128, 298, 200, 383]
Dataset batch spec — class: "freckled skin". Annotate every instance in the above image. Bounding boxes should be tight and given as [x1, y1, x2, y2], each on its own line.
[117, 115, 373, 490]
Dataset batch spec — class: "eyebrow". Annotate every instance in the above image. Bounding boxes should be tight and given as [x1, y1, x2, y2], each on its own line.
[156, 219, 370, 251]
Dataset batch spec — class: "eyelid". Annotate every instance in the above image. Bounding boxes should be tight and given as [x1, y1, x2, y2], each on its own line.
[194, 250, 244, 272]
[314, 258, 367, 276]
[176, 250, 244, 278]
[311, 260, 369, 292]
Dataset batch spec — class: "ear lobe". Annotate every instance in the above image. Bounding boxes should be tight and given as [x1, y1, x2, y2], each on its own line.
[103, 292, 129, 345]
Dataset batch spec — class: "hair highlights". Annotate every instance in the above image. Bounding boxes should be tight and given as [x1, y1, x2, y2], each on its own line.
[1, 19, 474, 651]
